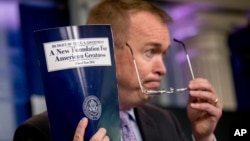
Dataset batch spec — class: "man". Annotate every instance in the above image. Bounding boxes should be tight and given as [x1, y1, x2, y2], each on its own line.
[14, 0, 222, 141]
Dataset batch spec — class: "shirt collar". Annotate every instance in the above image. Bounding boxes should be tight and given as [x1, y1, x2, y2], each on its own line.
[126, 108, 136, 121]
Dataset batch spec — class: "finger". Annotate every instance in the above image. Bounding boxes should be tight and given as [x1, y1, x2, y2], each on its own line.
[90, 128, 107, 141]
[190, 102, 222, 117]
[189, 78, 215, 93]
[73, 117, 88, 141]
[103, 135, 110, 141]
[189, 90, 218, 104]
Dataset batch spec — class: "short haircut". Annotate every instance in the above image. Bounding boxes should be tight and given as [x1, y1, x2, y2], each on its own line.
[86, 0, 172, 48]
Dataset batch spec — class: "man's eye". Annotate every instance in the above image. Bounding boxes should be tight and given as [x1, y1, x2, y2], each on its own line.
[145, 49, 154, 58]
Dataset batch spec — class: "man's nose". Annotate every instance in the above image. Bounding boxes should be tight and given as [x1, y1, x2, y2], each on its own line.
[153, 57, 167, 76]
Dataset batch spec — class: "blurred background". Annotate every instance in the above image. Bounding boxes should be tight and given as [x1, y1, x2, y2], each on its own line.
[0, 0, 249, 140]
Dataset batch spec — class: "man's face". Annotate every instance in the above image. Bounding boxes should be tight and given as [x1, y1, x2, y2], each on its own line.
[115, 11, 171, 110]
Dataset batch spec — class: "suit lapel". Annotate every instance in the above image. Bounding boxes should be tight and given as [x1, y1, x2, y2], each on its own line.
[135, 106, 161, 141]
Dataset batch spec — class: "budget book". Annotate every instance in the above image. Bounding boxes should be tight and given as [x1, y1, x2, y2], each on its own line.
[34, 25, 120, 141]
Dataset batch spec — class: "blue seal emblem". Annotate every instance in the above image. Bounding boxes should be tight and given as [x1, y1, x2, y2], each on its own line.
[82, 95, 102, 120]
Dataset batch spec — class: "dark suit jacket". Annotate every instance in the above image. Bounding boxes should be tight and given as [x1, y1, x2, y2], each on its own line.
[14, 103, 188, 141]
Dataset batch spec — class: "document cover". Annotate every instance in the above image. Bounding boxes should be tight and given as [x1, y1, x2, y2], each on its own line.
[34, 25, 120, 141]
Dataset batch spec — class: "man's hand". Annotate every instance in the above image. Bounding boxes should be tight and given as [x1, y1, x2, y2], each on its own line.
[187, 78, 222, 141]
[73, 117, 110, 141]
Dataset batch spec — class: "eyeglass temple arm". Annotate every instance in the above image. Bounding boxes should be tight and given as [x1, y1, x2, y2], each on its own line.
[126, 43, 145, 93]
[173, 38, 195, 80]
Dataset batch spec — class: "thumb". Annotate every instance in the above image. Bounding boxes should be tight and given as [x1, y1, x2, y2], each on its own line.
[73, 117, 88, 141]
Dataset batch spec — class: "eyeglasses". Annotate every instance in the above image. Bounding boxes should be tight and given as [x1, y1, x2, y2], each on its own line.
[173, 38, 195, 79]
[125, 38, 194, 95]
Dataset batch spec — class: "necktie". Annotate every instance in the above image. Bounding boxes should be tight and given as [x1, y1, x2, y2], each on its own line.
[120, 111, 137, 141]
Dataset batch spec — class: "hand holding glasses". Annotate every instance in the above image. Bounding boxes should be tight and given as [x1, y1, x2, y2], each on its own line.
[126, 38, 194, 95]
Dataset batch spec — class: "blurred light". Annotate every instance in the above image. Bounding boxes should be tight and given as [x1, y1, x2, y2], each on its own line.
[168, 4, 197, 21]
[173, 25, 198, 40]
[0, 1, 19, 29]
